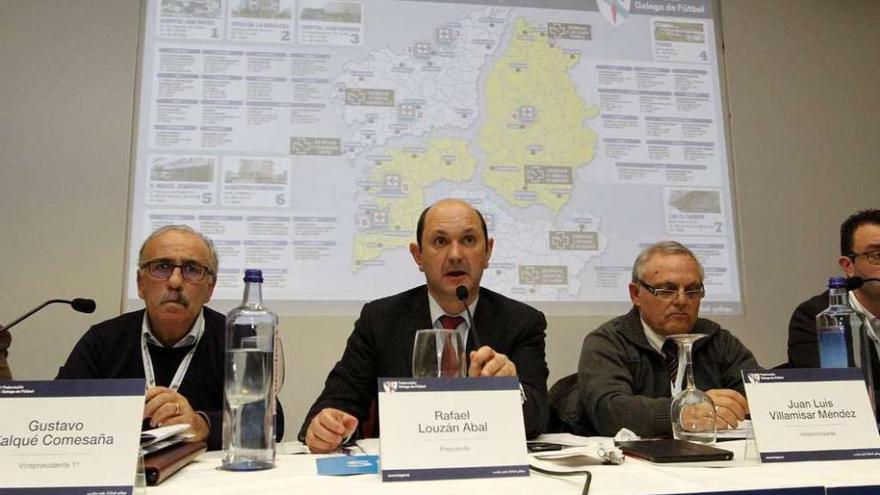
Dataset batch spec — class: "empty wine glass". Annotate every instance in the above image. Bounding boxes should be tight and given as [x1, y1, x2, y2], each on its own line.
[667, 333, 716, 443]
[412, 329, 465, 378]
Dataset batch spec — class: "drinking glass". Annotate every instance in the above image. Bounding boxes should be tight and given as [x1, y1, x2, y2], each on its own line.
[667, 333, 716, 443]
[223, 335, 271, 468]
[412, 329, 465, 378]
[133, 448, 146, 494]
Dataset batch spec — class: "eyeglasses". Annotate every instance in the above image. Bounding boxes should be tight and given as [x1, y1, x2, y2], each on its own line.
[849, 250, 880, 266]
[637, 280, 705, 301]
[141, 260, 214, 282]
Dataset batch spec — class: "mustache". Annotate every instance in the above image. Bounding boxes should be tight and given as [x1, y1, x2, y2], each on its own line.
[159, 292, 189, 307]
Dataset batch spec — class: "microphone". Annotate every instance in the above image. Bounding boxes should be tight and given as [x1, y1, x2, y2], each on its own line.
[845, 277, 880, 291]
[455, 286, 481, 349]
[70, 298, 97, 313]
[1, 298, 96, 333]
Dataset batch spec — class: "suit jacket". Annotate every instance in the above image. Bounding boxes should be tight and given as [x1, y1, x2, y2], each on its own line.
[299, 285, 550, 440]
[788, 291, 838, 367]
[788, 291, 880, 397]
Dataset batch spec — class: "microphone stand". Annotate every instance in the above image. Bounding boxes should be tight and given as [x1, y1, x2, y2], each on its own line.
[455, 286, 481, 350]
[0, 298, 94, 381]
[2, 300, 75, 333]
[1, 298, 96, 334]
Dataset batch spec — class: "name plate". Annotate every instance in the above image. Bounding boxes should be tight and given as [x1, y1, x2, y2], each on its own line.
[378, 376, 528, 482]
[0, 379, 145, 494]
[743, 368, 880, 462]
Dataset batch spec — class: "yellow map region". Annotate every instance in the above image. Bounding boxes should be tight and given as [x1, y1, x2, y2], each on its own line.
[478, 17, 599, 213]
[353, 138, 477, 269]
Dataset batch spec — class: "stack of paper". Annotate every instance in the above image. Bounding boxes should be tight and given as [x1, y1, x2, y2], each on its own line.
[141, 424, 191, 455]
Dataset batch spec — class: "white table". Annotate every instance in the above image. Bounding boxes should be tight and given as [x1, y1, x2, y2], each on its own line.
[149, 438, 880, 494]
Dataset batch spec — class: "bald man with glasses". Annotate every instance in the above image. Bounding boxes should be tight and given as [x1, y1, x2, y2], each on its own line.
[575, 241, 759, 437]
[57, 225, 284, 449]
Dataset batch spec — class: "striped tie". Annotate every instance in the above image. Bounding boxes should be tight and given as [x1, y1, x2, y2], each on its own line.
[662, 339, 679, 386]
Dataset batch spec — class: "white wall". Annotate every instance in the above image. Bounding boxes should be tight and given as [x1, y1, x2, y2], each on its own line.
[1, 0, 878, 439]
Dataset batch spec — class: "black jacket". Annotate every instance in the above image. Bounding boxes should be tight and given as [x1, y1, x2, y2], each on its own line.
[299, 285, 550, 440]
[788, 291, 880, 400]
[56, 307, 284, 450]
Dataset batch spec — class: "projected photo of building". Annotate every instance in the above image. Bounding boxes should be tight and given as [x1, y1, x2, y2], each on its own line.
[150, 156, 215, 182]
[654, 20, 706, 43]
[299, 1, 362, 23]
[231, 0, 292, 19]
[161, 0, 221, 19]
[224, 158, 287, 184]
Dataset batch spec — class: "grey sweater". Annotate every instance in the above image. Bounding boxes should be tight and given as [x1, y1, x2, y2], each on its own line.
[577, 308, 759, 437]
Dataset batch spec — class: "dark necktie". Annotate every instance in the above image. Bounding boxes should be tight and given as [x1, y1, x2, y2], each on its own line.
[662, 339, 679, 386]
[439, 315, 465, 377]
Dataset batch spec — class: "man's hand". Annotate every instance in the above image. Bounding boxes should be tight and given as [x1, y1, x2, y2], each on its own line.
[468, 346, 516, 377]
[144, 386, 209, 443]
[305, 408, 358, 453]
[706, 389, 749, 430]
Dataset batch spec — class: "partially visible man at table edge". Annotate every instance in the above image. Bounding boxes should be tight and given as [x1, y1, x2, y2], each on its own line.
[787, 209, 880, 398]
[0, 327, 11, 380]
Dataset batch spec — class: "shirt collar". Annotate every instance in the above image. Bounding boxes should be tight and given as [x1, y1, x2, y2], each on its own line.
[640, 316, 668, 355]
[849, 290, 880, 328]
[142, 310, 204, 348]
[428, 291, 478, 328]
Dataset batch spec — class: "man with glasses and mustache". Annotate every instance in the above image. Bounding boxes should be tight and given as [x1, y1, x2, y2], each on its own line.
[57, 225, 283, 449]
[788, 210, 880, 396]
[576, 241, 758, 437]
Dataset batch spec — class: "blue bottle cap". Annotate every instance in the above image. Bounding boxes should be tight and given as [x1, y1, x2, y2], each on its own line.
[244, 269, 263, 283]
[828, 276, 846, 288]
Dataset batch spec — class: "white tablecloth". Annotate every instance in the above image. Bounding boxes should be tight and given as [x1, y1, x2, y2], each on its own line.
[149, 437, 880, 494]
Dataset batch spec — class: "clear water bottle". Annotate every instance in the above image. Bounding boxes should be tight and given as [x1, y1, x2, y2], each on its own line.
[222, 269, 277, 471]
[816, 276, 853, 369]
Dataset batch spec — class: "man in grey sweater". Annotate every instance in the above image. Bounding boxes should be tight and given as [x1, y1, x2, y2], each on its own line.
[578, 241, 758, 437]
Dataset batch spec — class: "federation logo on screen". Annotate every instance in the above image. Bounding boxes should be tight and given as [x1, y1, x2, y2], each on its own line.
[597, 0, 631, 27]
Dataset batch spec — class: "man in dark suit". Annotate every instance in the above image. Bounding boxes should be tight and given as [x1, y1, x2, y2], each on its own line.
[788, 209, 880, 384]
[301, 199, 549, 453]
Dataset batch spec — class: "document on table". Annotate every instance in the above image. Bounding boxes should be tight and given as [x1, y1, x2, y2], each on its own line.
[716, 419, 752, 440]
